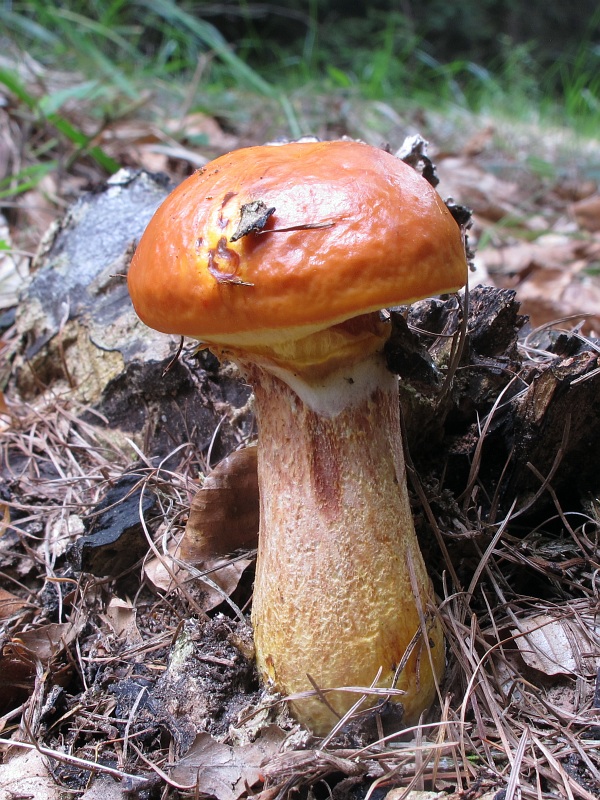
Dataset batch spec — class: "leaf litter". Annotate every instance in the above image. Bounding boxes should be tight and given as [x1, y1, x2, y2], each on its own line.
[1, 56, 600, 800]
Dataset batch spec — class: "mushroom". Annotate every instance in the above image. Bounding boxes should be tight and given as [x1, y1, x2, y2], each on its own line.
[128, 139, 467, 735]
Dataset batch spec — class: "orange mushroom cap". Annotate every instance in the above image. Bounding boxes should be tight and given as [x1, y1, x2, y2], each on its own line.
[128, 140, 467, 348]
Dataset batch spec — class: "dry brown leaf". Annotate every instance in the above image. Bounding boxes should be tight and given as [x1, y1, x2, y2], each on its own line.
[98, 117, 164, 159]
[478, 235, 581, 278]
[479, 233, 600, 330]
[571, 194, 600, 232]
[98, 112, 238, 173]
[145, 546, 252, 613]
[100, 598, 143, 644]
[143, 548, 182, 594]
[134, 148, 172, 174]
[436, 156, 521, 221]
[99, 117, 163, 147]
[197, 557, 254, 611]
[9, 620, 81, 663]
[516, 266, 600, 332]
[96, 118, 178, 172]
[0, 653, 35, 715]
[554, 177, 597, 202]
[461, 124, 495, 157]
[0, 747, 62, 800]
[0, 620, 81, 714]
[80, 776, 129, 800]
[0, 587, 30, 619]
[181, 446, 259, 564]
[140, 142, 208, 169]
[169, 725, 285, 798]
[164, 111, 239, 152]
[512, 612, 599, 676]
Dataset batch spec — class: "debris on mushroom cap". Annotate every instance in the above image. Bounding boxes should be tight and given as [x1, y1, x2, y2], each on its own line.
[128, 140, 467, 349]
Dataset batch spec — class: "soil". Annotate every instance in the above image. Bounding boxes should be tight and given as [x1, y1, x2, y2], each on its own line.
[1, 90, 600, 798]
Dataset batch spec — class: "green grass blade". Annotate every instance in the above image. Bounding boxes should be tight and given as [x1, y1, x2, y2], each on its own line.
[142, 0, 301, 137]
[0, 162, 58, 199]
[38, 80, 103, 116]
[0, 7, 61, 47]
[142, 0, 275, 96]
[48, 116, 121, 173]
[0, 68, 120, 174]
[0, 67, 37, 109]
[50, 7, 141, 57]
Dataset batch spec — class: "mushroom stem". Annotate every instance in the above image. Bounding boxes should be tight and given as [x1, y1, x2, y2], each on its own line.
[244, 351, 445, 736]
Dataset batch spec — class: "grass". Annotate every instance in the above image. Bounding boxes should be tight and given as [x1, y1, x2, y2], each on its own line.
[0, 1, 303, 136]
[1, 2, 598, 122]
[0, 1, 598, 203]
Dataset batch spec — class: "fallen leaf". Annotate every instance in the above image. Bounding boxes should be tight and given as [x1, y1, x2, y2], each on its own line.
[461, 124, 495, 157]
[436, 156, 521, 221]
[147, 447, 258, 612]
[0, 747, 62, 800]
[181, 446, 259, 564]
[144, 545, 253, 613]
[512, 612, 599, 676]
[516, 267, 600, 333]
[478, 235, 581, 279]
[479, 234, 600, 331]
[100, 597, 143, 644]
[571, 194, 600, 232]
[97, 117, 169, 173]
[80, 776, 129, 800]
[0, 619, 81, 712]
[10, 620, 81, 663]
[142, 541, 182, 594]
[0, 645, 36, 715]
[194, 556, 254, 611]
[169, 726, 285, 799]
[164, 111, 239, 152]
[554, 178, 597, 202]
[0, 587, 30, 620]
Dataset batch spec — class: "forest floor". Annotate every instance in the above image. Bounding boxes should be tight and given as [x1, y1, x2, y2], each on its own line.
[1, 63, 600, 800]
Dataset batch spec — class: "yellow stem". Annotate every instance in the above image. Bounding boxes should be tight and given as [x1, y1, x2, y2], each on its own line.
[247, 354, 444, 735]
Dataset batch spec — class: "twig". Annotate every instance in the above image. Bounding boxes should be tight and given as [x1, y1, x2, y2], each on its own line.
[0, 737, 148, 789]
[534, 736, 598, 800]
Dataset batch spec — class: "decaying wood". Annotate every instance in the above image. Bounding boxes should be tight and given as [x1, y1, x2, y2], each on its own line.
[4, 169, 254, 464]
[394, 285, 600, 521]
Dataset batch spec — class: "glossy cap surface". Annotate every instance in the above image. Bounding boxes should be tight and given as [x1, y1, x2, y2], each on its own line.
[128, 140, 467, 347]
